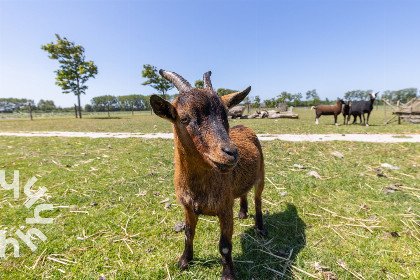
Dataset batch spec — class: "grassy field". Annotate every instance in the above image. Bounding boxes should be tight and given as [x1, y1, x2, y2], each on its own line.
[0, 135, 419, 279]
[0, 107, 419, 134]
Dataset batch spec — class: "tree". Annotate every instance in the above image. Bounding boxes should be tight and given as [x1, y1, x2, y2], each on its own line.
[0, 98, 34, 112]
[252, 96, 261, 108]
[344, 90, 372, 101]
[291, 93, 303, 106]
[84, 104, 94, 112]
[263, 98, 277, 108]
[41, 34, 98, 118]
[118, 94, 149, 114]
[217, 88, 237, 96]
[142, 64, 174, 98]
[382, 88, 417, 103]
[305, 89, 320, 106]
[38, 100, 56, 112]
[277, 91, 291, 103]
[194, 80, 204, 89]
[91, 95, 117, 116]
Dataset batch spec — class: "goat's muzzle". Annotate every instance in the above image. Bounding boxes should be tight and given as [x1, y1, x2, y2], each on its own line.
[209, 143, 238, 173]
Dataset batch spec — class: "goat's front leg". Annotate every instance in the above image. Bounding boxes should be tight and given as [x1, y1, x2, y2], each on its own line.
[366, 112, 371, 126]
[218, 209, 236, 280]
[178, 206, 198, 270]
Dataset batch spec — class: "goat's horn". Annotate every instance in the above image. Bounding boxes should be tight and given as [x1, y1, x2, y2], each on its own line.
[203, 71, 213, 90]
[159, 70, 192, 92]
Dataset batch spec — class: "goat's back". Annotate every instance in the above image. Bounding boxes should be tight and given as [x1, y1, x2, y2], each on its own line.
[350, 100, 373, 114]
[229, 125, 264, 198]
[313, 104, 342, 115]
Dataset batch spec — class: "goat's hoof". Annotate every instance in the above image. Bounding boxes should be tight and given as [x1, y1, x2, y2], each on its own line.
[255, 227, 268, 236]
[221, 271, 237, 280]
[221, 275, 236, 280]
[177, 257, 191, 270]
[238, 211, 247, 219]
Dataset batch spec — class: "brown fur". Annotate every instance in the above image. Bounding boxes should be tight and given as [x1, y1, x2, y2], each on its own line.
[312, 99, 344, 124]
[150, 70, 265, 280]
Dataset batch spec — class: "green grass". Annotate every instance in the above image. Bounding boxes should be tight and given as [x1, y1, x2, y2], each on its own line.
[0, 136, 419, 279]
[0, 107, 419, 134]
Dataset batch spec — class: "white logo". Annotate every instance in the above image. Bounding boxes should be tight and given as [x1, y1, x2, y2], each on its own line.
[0, 170, 54, 258]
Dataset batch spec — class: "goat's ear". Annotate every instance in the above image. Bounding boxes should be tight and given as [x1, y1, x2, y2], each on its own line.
[150, 95, 177, 122]
[221, 86, 251, 109]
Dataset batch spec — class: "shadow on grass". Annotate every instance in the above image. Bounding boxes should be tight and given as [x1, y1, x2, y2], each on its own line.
[177, 204, 306, 279]
[236, 203, 306, 279]
[88, 116, 123, 119]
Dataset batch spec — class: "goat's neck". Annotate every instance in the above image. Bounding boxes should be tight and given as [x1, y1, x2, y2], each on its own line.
[173, 131, 208, 176]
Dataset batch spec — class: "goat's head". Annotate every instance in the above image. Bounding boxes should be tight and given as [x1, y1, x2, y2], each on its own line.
[371, 92, 378, 100]
[150, 70, 251, 172]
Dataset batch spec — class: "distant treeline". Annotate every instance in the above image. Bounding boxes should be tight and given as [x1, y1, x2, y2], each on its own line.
[1, 88, 417, 113]
[259, 88, 418, 108]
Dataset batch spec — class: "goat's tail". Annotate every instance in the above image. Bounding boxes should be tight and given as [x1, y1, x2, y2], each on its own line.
[311, 106, 316, 110]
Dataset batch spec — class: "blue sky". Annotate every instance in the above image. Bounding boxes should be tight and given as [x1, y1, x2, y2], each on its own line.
[1, 0, 419, 107]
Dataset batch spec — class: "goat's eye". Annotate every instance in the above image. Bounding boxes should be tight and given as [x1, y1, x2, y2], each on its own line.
[180, 117, 190, 124]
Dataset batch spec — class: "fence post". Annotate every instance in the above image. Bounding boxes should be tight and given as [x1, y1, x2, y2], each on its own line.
[383, 99, 386, 124]
[29, 103, 33, 121]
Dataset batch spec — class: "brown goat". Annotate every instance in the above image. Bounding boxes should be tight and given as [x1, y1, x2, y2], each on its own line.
[311, 99, 344, 125]
[150, 70, 266, 280]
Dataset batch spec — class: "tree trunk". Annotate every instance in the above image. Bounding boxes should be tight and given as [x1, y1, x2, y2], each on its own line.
[107, 105, 110, 117]
[74, 104, 78, 118]
[131, 104, 134, 115]
[77, 94, 82, 118]
[29, 103, 33, 121]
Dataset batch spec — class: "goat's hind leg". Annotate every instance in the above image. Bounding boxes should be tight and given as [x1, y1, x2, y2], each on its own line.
[238, 195, 248, 219]
[178, 207, 198, 270]
[254, 178, 267, 236]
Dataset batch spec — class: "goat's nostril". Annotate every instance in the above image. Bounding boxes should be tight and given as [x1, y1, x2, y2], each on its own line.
[222, 146, 238, 159]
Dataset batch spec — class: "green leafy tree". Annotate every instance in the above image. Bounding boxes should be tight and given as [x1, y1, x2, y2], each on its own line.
[252, 95, 261, 108]
[194, 80, 204, 89]
[84, 104, 93, 112]
[263, 98, 277, 108]
[277, 91, 291, 103]
[0, 98, 34, 112]
[142, 64, 174, 99]
[37, 100, 56, 112]
[382, 88, 417, 103]
[305, 89, 320, 106]
[118, 94, 149, 114]
[344, 90, 372, 101]
[291, 93, 303, 106]
[91, 95, 117, 116]
[41, 34, 98, 118]
[217, 88, 237, 96]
